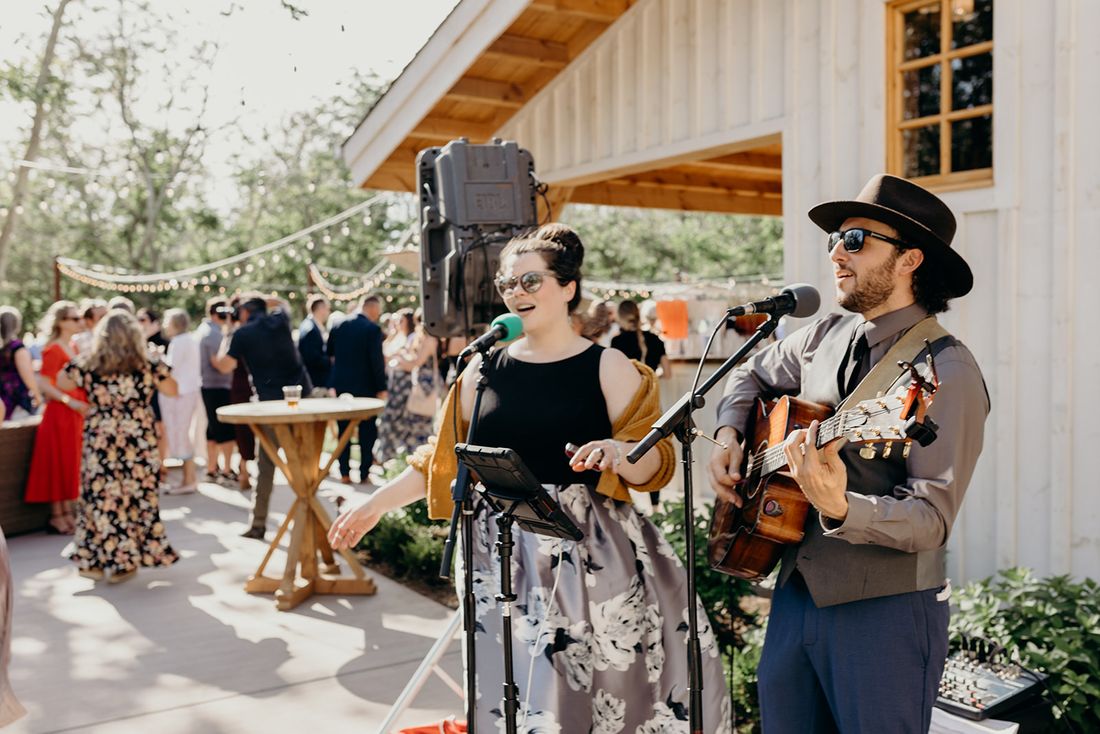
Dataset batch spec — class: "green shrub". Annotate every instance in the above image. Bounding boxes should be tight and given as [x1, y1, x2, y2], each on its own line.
[951, 568, 1100, 731]
[650, 500, 760, 648]
[650, 500, 764, 731]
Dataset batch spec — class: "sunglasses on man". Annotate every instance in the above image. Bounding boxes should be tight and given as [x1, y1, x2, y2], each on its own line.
[493, 270, 557, 297]
[827, 228, 912, 254]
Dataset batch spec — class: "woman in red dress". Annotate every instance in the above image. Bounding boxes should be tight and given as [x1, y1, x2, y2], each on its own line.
[24, 301, 89, 534]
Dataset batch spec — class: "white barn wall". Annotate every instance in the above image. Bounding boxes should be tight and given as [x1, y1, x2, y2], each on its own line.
[496, 0, 1100, 582]
[497, 0, 788, 186]
[783, 0, 1100, 583]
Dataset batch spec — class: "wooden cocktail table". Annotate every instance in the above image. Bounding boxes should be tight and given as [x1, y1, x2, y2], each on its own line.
[217, 397, 384, 610]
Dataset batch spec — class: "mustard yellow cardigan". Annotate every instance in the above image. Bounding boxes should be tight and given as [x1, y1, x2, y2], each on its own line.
[407, 359, 676, 520]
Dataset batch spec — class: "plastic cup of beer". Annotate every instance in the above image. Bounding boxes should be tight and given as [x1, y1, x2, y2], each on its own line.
[283, 384, 302, 408]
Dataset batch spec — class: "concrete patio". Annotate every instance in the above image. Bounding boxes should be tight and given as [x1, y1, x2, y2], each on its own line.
[3, 472, 463, 734]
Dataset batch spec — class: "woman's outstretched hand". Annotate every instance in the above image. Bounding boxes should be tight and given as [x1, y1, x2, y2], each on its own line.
[570, 439, 623, 475]
[328, 497, 383, 550]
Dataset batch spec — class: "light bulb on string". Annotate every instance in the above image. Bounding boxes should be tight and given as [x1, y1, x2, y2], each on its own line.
[233, 267, 241, 276]
[305, 239, 315, 251]
[272, 253, 281, 263]
[287, 247, 297, 258]
[14, 205, 24, 215]
[340, 224, 350, 237]
[154, 151, 166, 165]
[245, 263, 254, 273]
[258, 258, 266, 267]
[46, 178, 56, 189]
[322, 233, 331, 245]
[221, 270, 230, 279]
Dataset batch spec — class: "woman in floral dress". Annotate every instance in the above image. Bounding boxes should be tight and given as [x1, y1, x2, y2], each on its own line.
[375, 309, 439, 463]
[58, 309, 180, 583]
[331, 224, 730, 733]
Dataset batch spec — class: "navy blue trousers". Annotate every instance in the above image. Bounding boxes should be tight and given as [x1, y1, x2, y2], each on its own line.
[337, 417, 378, 480]
[758, 572, 949, 734]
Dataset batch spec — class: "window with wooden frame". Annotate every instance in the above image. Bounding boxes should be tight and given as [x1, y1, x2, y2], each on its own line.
[887, 0, 993, 189]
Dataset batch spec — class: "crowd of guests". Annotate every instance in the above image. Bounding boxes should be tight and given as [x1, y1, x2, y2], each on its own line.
[0, 289, 672, 575]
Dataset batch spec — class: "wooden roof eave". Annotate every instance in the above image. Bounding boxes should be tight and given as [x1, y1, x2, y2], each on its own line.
[340, 0, 532, 189]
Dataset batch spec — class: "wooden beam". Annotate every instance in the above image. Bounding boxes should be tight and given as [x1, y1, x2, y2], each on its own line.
[570, 182, 782, 216]
[363, 169, 416, 193]
[539, 185, 574, 222]
[702, 151, 783, 175]
[529, 0, 632, 22]
[611, 169, 783, 195]
[445, 77, 527, 108]
[566, 19, 613, 57]
[411, 117, 497, 141]
[484, 34, 570, 68]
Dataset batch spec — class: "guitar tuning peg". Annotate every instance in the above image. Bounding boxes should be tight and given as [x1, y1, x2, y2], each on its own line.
[859, 445, 877, 460]
[903, 441, 912, 459]
[882, 441, 893, 459]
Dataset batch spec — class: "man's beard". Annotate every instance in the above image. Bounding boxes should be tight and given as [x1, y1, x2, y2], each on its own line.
[839, 251, 899, 313]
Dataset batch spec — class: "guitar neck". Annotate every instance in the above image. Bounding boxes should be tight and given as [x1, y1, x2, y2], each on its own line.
[757, 412, 846, 475]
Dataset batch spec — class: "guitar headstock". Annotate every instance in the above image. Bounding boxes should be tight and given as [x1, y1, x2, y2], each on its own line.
[837, 388, 938, 459]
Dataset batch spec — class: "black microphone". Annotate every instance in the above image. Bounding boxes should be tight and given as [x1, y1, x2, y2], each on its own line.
[727, 283, 820, 319]
[458, 313, 524, 360]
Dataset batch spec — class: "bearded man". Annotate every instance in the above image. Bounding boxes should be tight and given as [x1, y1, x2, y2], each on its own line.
[709, 174, 989, 733]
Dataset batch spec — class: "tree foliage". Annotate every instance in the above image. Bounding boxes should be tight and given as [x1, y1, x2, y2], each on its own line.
[2, 1, 783, 330]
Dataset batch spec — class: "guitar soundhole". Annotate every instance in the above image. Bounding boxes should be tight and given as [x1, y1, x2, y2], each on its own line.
[743, 441, 768, 500]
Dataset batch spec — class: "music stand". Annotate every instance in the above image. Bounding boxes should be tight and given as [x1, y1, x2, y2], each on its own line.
[453, 443, 582, 734]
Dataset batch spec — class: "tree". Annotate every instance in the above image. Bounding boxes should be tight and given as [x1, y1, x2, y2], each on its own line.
[562, 205, 783, 283]
[0, 0, 76, 285]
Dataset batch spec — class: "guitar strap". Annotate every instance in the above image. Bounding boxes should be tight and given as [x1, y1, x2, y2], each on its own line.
[837, 316, 950, 410]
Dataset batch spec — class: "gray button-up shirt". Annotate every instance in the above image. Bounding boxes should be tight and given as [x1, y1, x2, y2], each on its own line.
[197, 319, 231, 390]
[716, 303, 988, 560]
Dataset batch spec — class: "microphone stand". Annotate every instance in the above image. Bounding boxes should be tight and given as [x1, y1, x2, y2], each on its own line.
[439, 347, 495, 734]
[627, 312, 781, 734]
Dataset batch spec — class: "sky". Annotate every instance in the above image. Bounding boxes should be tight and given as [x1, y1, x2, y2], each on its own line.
[0, 0, 459, 200]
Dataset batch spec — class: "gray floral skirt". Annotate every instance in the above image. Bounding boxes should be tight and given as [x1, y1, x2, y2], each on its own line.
[456, 484, 731, 734]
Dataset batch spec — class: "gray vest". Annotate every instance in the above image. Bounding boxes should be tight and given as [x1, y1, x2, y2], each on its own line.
[778, 314, 948, 608]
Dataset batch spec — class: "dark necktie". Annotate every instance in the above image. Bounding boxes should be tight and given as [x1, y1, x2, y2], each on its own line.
[838, 324, 870, 398]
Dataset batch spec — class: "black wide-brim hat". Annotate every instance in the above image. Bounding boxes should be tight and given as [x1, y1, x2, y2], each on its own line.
[808, 173, 973, 298]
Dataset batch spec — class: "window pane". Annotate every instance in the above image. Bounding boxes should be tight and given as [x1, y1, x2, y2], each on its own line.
[951, 52, 993, 110]
[903, 4, 941, 61]
[902, 63, 942, 119]
[951, 0, 993, 49]
[951, 115, 993, 171]
[903, 124, 941, 178]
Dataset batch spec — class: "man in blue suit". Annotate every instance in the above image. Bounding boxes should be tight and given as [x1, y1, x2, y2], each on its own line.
[327, 295, 388, 483]
[298, 295, 331, 394]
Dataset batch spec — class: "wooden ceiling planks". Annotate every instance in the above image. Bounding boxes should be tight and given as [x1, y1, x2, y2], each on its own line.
[363, 0, 636, 192]
[359, 0, 786, 217]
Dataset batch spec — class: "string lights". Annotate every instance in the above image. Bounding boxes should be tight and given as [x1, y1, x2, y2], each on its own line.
[55, 195, 389, 293]
[308, 261, 419, 303]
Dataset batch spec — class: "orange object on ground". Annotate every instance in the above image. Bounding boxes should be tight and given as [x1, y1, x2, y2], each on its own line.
[399, 718, 467, 734]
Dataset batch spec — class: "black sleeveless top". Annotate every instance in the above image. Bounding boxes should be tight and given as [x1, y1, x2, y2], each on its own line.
[473, 343, 612, 486]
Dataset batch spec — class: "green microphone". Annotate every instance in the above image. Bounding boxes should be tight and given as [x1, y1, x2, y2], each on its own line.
[458, 313, 524, 359]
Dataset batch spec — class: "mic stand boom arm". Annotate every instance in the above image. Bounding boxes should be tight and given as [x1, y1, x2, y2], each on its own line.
[626, 313, 780, 734]
[439, 347, 495, 734]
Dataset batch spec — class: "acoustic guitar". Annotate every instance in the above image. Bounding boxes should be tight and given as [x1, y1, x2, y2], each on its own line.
[707, 376, 939, 581]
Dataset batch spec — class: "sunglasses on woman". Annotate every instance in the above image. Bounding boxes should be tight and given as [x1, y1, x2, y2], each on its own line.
[827, 228, 912, 254]
[493, 270, 557, 296]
